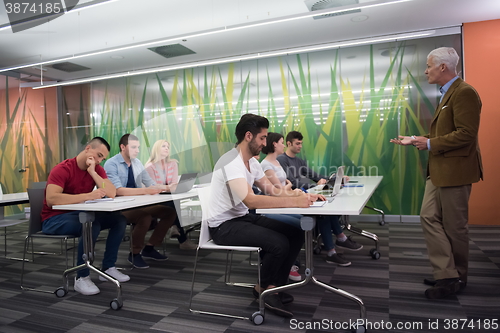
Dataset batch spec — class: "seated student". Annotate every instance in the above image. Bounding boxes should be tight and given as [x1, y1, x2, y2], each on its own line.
[144, 139, 197, 250]
[104, 134, 177, 269]
[42, 137, 129, 296]
[260, 132, 304, 281]
[207, 113, 323, 318]
[277, 131, 362, 266]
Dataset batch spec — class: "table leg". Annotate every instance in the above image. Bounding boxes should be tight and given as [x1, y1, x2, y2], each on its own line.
[257, 216, 366, 320]
[59, 212, 123, 309]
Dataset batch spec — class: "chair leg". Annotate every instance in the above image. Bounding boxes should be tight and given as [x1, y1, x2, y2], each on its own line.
[189, 247, 258, 321]
[64, 238, 68, 270]
[224, 251, 233, 284]
[30, 237, 35, 262]
[20, 236, 30, 290]
[72, 238, 76, 267]
[3, 227, 6, 257]
[188, 248, 201, 311]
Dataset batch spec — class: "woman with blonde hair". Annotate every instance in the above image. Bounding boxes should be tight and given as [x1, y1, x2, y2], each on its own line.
[145, 140, 178, 192]
[145, 140, 197, 250]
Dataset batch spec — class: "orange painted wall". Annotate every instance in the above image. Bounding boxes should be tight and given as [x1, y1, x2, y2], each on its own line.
[464, 19, 500, 225]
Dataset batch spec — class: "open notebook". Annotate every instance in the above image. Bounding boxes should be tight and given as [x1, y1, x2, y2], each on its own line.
[85, 197, 135, 204]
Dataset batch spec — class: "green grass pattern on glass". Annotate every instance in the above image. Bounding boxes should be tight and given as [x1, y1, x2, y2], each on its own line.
[58, 42, 440, 215]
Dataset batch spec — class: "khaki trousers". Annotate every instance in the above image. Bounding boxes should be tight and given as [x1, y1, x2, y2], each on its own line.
[420, 178, 471, 282]
[122, 204, 176, 254]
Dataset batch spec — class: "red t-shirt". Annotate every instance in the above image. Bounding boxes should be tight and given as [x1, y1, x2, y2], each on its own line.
[41, 157, 108, 221]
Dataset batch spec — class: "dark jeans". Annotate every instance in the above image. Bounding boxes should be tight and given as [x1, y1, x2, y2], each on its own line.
[122, 204, 176, 253]
[210, 214, 304, 288]
[317, 215, 343, 251]
[163, 200, 188, 243]
[42, 211, 127, 278]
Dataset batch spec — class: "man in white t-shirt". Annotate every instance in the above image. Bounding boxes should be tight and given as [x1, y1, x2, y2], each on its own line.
[207, 113, 323, 318]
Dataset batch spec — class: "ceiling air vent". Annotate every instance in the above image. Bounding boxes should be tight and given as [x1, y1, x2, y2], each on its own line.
[50, 62, 90, 72]
[304, 0, 360, 20]
[148, 44, 196, 59]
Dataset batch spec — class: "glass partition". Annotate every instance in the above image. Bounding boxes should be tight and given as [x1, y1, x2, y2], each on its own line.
[59, 33, 462, 217]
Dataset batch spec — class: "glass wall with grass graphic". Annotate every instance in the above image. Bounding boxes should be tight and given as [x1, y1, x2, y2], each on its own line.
[59, 33, 462, 217]
[0, 75, 60, 214]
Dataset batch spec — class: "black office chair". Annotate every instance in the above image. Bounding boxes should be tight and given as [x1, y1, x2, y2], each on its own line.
[20, 182, 77, 293]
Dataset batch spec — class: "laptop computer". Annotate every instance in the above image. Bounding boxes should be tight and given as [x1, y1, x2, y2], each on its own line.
[322, 166, 344, 202]
[160, 172, 197, 194]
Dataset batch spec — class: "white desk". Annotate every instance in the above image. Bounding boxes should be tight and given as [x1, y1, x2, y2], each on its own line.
[53, 189, 199, 212]
[0, 192, 29, 259]
[254, 176, 382, 327]
[52, 189, 199, 310]
[0, 192, 29, 219]
[257, 176, 383, 216]
[0, 192, 29, 206]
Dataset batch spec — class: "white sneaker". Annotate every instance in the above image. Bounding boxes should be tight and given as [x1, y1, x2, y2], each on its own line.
[74, 276, 100, 295]
[99, 267, 131, 282]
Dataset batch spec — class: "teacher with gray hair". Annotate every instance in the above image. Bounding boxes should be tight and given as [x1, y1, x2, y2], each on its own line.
[391, 47, 483, 299]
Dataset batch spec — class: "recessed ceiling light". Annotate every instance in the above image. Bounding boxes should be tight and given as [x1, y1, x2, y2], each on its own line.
[351, 15, 369, 22]
[110, 55, 124, 59]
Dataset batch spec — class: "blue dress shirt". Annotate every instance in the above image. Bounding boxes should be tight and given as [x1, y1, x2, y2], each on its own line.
[104, 153, 156, 189]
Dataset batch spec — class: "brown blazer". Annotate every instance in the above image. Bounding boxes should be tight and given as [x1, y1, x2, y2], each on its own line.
[427, 78, 483, 187]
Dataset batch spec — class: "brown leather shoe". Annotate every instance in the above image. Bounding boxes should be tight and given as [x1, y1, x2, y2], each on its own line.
[425, 278, 461, 299]
[423, 277, 437, 286]
[424, 277, 467, 290]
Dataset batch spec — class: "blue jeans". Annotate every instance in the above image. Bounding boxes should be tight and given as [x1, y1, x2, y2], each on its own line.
[317, 215, 343, 251]
[262, 214, 303, 229]
[42, 211, 127, 278]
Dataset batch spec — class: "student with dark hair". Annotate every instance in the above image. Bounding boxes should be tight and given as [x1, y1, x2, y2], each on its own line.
[104, 134, 177, 269]
[42, 137, 129, 296]
[278, 131, 328, 189]
[260, 132, 303, 281]
[207, 113, 322, 318]
[278, 131, 362, 265]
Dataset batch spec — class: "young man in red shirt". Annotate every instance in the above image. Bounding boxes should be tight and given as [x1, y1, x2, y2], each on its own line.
[42, 137, 129, 295]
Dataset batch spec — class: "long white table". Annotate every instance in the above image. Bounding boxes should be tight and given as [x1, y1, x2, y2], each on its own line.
[0, 192, 29, 259]
[257, 176, 383, 216]
[52, 189, 199, 310]
[0, 192, 29, 206]
[0, 192, 29, 219]
[53, 190, 199, 212]
[255, 176, 382, 327]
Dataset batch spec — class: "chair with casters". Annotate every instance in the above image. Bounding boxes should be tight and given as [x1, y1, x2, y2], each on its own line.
[20, 182, 77, 293]
[189, 186, 264, 324]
